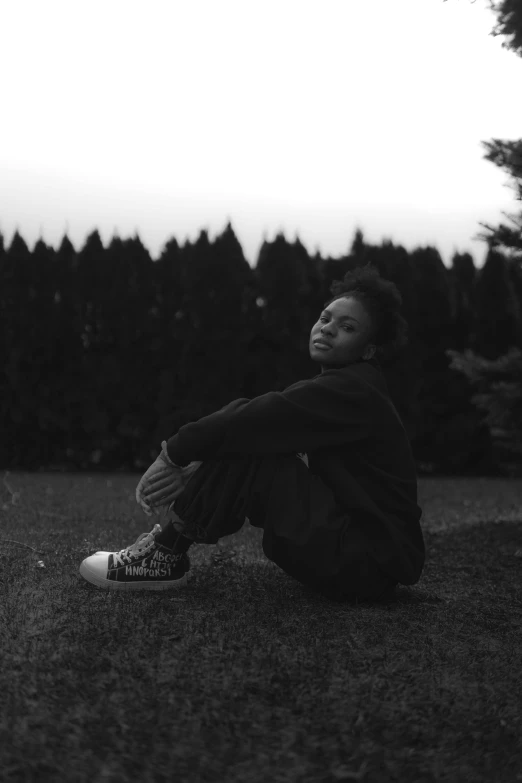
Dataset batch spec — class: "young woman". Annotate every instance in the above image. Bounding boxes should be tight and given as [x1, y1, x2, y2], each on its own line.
[79, 265, 424, 602]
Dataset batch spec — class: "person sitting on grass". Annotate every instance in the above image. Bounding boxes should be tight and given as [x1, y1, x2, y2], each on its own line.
[79, 264, 425, 603]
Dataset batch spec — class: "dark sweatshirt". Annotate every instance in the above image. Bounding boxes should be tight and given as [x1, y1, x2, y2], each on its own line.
[166, 357, 425, 585]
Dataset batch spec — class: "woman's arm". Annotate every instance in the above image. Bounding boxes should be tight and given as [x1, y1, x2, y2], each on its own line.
[166, 369, 374, 466]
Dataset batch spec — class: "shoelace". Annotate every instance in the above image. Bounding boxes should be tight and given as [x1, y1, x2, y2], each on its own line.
[112, 523, 162, 567]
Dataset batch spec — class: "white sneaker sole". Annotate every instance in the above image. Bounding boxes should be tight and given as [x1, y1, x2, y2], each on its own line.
[79, 560, 190, 591]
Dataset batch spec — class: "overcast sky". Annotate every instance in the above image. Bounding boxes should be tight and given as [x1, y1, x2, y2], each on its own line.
[1, 0, 521, 267]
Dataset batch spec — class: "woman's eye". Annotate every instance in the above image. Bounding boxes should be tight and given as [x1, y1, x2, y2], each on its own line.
[319, 316, 328, 323]
[342, 325, 354, 331]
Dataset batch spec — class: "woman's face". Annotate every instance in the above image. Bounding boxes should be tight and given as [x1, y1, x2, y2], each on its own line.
[309, 296, 377, 370]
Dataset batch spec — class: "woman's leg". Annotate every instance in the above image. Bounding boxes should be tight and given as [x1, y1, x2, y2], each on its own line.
[167, 453, 397, 602]
[268, 527, 398, 602]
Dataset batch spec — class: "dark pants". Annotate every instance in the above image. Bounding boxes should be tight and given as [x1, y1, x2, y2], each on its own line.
[173, 454, 397, 603]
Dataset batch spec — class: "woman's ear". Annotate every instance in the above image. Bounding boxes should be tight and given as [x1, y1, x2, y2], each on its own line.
[362, 344, 376, 361]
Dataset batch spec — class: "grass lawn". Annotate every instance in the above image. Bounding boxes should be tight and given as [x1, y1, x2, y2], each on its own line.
[1, 473, 521, 783]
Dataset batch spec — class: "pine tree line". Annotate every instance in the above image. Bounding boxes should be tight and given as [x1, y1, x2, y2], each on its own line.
[1, 222, 521, 474]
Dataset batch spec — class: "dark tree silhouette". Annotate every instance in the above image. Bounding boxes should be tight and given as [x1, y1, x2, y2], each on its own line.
[471, 247, 522, 359]
[449, 251, 477, 350]
[410, 246, 454, 358]
[41, 235, 83, 467]
[0, 219, 510, 474]
[440, 0, 522, 474]
[407, 246, 461, 468]
[474, 138, 522, 263]
[2, 232, 36, 465]
[444, 249, 521, 475]
[487, 0, 522, 57]
[466, 0, 522, 262]
[350, 226, 370, 265]
[0, 230, 9, 466]
[254, 232, 315, 389]
[316, 227, 367, 302]
[152, 224, 259, 454]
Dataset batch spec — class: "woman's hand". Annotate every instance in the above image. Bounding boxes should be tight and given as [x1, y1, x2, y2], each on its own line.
[135, 454, 178, 515]
[140, 460, 203, 513]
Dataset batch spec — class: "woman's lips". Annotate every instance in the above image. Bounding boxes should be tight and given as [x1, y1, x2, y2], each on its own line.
[313, 339, 332, 350]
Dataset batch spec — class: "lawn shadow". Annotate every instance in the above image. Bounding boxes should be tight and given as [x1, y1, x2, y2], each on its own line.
[417, 517, 522, 607]
[183, 516, 522, 614]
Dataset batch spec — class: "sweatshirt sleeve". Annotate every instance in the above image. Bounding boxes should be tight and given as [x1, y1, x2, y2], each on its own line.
[166, 368, 375, 466]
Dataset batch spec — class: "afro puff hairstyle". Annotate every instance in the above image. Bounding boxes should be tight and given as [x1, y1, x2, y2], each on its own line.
[326, 264, 409, 361]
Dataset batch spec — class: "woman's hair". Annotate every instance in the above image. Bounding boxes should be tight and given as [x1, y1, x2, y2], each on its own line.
[326, 264, 408, 360]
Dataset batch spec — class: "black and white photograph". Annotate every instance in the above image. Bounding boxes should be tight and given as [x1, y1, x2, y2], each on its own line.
[1, 1, 521, 781]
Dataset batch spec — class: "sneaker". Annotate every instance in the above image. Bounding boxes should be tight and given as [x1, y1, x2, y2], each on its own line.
[79, 524, 190, 591]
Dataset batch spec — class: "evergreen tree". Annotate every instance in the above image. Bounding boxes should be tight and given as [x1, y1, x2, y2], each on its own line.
[355, 240, 417, 335]
[214, 222, 253, 290]
[468, 1, 522, 263]
[54, 235, 82, 371]
[175, 229, 216, 397]
[28, 236, 98, 468]
[104, 236, 129, 349]
[474, 138, 522, 263]
[75, 230, 106, 351]
[67, 230, 113, 466]
[407, 246, 461, 468]
[152, 225, 258, 451]
[442, 0, 522, 473]
[254, 233, 299, 389]
[318, 253, 352, 302]
[487, 0, 522, 57]
[178, 229, 212, 332]
[0, 231, 8, 465]
[449, 251, 477, 350]
[508, 257, 522, 310]
[254, 232, 319, 389]
[410, 246, 454, 353]
[41, 235, 82, 467]
[97, 234, 156, 468]
[29, 238, 61, 464]
[350, 226, 369, 264]
[318, 228, 370, 301]
[32, 237, 57, 349]
[0, 232, 68, 468]
[471, 247, 522, 359]
[120, 234, 157, 349]
[151, 235, 186, 462]
[155, 236, 183, 317]
[255, 233, 300, 309]
[211, 222, 258, 394]
[447, 346, 522, 471]
[153, 235, 184, 364]
[2, 232, 37, 465]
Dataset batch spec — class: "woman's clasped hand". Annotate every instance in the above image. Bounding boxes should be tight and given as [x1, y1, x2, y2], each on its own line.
[135, 455, 203, 515]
